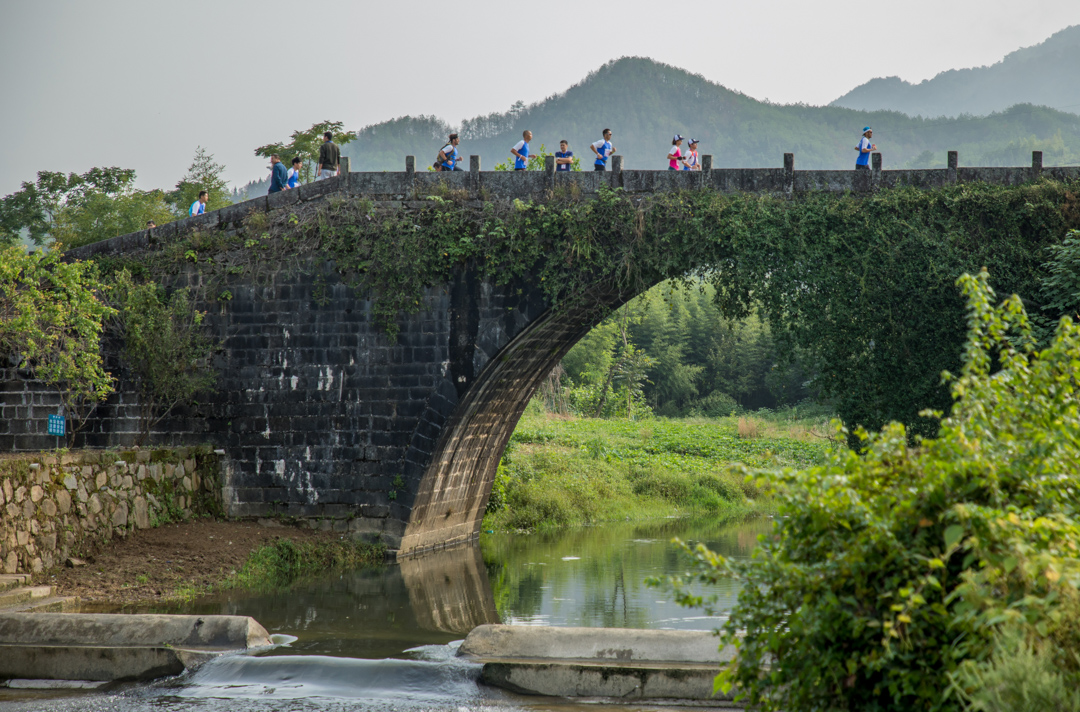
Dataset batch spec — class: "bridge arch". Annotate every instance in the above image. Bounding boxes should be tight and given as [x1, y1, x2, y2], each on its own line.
[24, 158, 1075, 555]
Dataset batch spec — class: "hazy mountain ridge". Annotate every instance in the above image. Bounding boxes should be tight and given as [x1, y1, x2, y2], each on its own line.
[830, 25, 1080, 118]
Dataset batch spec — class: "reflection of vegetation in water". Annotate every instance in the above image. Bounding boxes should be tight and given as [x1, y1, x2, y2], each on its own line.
[224, 538, 386, 592]
[482, 517, 772, 628]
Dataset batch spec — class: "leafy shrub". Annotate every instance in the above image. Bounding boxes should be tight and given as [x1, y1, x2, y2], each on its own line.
[658, 269, 1080, 712]
[685, 390, 741, 418]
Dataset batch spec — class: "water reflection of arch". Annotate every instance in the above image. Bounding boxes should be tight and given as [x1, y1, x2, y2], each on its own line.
[399, 543, 500, 634]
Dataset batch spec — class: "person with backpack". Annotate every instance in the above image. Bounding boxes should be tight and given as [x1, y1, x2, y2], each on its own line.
[511, 130, 534, 170]
[684, 139, 701, 170]
[591, 129, 615, 171]
[436, 133, 462, 171]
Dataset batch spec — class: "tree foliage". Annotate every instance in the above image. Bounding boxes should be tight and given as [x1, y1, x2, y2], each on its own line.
[655, 269, 1080, 711]
[110, 270, 217, 444]
[254, 121, 356, 185]
[0, 167, 173, 248]
[171, 146, 232, 216]
[0, 246, 116, 441]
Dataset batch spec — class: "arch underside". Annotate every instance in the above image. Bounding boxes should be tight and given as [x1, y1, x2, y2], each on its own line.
[400, 286, 639, 554]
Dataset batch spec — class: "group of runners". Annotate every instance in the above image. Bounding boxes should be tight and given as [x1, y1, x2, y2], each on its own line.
[434, 126, 879, 172]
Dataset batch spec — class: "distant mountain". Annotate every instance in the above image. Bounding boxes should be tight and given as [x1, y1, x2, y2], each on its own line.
[339, 57, 1080, 174]
[831, 25, 1080, 118]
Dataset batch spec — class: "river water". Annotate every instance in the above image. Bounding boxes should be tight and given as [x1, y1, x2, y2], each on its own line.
[3, 516, 770, 711]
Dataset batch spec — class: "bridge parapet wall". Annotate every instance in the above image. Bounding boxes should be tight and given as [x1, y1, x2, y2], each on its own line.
[66, 159, 1078, 264]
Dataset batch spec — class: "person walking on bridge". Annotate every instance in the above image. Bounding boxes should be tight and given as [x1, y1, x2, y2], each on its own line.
[437, 133, 462, 171]
[189, 190, 207, 216]
[511, 131, 534, 171]
[591, 129, 615, 171]
[287, 157, 302, 188]
[316, 131, 341, 180]
[268, 154, 288, 194]
[855, 127, 876, 170]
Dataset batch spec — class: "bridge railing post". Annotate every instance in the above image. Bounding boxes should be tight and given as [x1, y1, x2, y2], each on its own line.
[406, 155, 415, 176]
[1032, 150, 1043, 176]
[470, 155, 480, 174]
[784, 153, 794, 194]
[544, 154, 555, 177]
[340, 156, 350, 175]
[871, 153, 882, 188]
[701, 154, 713, 172]
[947, 151, 958, 184]
[611, 155, 624, 189]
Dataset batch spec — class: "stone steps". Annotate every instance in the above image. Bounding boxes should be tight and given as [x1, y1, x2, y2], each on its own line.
[0, 574, 31, 593]
[0, 583, 79, 614]
[3, 595, 80, 613]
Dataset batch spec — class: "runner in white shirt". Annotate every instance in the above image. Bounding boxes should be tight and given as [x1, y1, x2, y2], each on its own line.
[684, 139, 701, 170]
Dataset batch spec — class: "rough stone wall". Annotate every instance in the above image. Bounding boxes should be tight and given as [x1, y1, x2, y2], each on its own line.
[0, 448, 222, 576]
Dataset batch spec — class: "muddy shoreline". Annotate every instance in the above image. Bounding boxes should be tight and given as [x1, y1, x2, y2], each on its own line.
[45, 519, 350, 607]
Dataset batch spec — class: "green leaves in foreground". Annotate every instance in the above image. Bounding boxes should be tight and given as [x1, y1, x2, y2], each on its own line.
[655, 269, 1080, 712]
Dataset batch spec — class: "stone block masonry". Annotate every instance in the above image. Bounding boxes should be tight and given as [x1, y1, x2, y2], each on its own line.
[0, 448, 222, 576]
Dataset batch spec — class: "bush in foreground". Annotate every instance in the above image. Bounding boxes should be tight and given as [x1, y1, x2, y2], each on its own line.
[658, 269, 1080, 712]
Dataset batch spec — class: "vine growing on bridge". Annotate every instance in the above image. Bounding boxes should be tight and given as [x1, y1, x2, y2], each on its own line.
[94, 179, 1080, 437]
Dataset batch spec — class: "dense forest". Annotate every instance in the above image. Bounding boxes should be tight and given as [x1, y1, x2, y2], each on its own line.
[538, 280, 816, 419]
[831, 24, 1080, 119]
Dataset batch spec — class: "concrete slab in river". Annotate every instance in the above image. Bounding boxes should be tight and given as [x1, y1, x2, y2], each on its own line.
[458, 624, 740, 703]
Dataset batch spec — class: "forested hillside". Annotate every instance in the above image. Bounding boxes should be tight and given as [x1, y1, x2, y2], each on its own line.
[334, 56, 1080, 175]
[831, 25, 1080, 119]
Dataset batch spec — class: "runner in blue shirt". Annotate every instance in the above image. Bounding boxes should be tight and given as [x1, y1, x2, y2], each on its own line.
[591, 129, 615, 171]
[511, 131, 534, 170]
[555, 140, 573, 172]
[437, 133, 462, 171]
[855, 127, 876, 169]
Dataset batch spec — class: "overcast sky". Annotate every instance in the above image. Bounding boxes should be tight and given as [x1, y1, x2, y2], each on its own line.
[2, 0, 1078, 197]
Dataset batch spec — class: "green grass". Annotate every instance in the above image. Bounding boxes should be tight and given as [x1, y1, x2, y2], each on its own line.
[484, 410, 834, 531]
[222, 537, 386, 591]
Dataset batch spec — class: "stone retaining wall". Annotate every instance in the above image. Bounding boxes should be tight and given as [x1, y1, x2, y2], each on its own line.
[0, 448, 222, 575]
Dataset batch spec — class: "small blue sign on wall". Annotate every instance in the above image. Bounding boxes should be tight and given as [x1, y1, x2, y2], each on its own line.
[47, 414, 65, 437]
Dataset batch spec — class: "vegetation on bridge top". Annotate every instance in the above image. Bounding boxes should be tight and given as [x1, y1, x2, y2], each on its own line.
[95, 176, 1080, 439]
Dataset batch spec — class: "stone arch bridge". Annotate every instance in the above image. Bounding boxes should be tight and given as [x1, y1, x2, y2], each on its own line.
[7, 151, 1076, 554]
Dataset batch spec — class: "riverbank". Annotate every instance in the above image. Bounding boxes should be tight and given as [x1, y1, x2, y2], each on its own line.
[46, 520, 383, 608]
[484, 411, 834, 531]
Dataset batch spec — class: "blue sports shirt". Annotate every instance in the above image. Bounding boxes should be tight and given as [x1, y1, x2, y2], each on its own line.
[593, 140, 612, 166]
[440, 143, 459, 170]
[555, 151, 573, 172]
[856, 137, 872, 166]
[513, 140, 530, 170]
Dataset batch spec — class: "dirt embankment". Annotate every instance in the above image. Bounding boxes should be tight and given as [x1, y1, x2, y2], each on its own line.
[47, 519, 342, 607]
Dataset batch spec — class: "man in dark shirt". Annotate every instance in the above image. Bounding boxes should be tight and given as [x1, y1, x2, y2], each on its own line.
[316, 132, 341, 180]
[268, 154, 289, 194]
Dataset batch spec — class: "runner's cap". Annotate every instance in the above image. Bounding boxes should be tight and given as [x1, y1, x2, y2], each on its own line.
[673, 134, 684, 142]
[689, 138, 699, 145]
[863, 127, 872, 133]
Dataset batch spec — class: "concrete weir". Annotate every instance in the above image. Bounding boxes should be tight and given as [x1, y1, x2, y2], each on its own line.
[458, 624, 738, 703]
[0, 613, 272, 682]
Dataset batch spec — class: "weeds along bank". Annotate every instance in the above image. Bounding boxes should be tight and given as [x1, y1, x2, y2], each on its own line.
[0, 447, 221, 576]
[483, 409, 832, 531]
